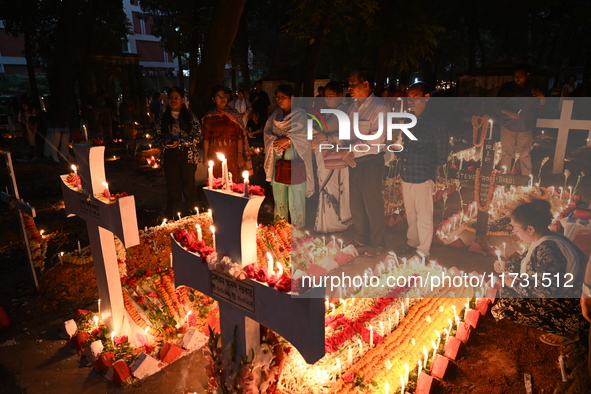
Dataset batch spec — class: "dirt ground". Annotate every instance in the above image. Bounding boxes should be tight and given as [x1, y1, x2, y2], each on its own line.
[1, 130, 591, 393]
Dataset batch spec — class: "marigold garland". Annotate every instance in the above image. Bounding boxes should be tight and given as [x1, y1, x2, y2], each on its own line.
[471, 115, 489, 147]
[474, 168, 497, 211]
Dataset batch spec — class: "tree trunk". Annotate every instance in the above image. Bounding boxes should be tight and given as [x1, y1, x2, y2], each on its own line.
[48, 0, 80, 127]
[23, 30, 39, 104]
[235, 16, 251, 91]
[190, 0, 245, 117]
[298, 7, 332, 97]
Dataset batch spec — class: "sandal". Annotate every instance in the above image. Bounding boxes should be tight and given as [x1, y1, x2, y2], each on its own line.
[396, 244, 416, 255]
[539, 333, 579, 346]
[361, 247, 384, 258]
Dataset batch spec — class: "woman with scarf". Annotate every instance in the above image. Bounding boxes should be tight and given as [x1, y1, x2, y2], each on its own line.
[491, 199, 588, 346]
[154, 86, 202, 219]
[203, 86, 251, 181]
[263, 84, 314, 228]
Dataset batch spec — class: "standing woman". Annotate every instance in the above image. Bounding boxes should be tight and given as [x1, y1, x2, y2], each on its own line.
[155, 86, 202, 219]
[264, 84, 314, 228]
[312, 81, 352, 233]
[202, 86, 251, 181]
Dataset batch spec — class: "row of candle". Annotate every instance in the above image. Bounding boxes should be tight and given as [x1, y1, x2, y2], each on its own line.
[208, 153, 251, 197]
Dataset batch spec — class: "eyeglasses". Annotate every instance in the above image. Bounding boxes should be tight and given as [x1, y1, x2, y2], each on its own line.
[276, 95, 289, 101]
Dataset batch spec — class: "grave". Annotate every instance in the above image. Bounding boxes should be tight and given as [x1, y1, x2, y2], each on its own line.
[450, 137, 529, 236]
[173, 188, 326, 364]
[60, 144, 140, 336]
[1, 151, 39, 288]
[536, 99, 591, 174]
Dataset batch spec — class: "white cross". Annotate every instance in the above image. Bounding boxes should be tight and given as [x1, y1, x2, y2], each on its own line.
[536, 100, 591, 174]
[60, 144, 140, 335]
[1, 152, 39, 288]
[173, 189, 326, 363]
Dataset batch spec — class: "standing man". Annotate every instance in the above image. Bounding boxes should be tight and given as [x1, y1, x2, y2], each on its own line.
[397, 83, 449, 259]
[497, 64, 545, 175]
[346, 68, 388, 257]
[251, 80, 271, 124]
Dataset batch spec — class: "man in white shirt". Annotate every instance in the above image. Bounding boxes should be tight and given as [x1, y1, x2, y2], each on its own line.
[345, 68, 388, 257]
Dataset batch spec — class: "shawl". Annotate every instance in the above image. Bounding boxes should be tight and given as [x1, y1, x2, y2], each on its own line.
[264, 107, 315, 197]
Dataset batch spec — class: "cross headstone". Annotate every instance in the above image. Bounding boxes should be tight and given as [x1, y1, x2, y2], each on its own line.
[536, 100, 591, 174]
[450, 138, 529, 236]
[173, 188, 326, 363]
[1, 152, 39, 288]
[60, 144, 140, 335]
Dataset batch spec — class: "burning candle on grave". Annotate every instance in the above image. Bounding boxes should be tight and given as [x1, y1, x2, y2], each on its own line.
[338, 238, 343, 250]
[177, 212, 181, 220]
[195, 207, 199, 215]
[322, 236, 326, 248]
[432, 340, 438, 361]
[435, 330, 441, 351]
[276, 261, 283, 277]
[83, 125, 88, 142]
[196, 224, 202, 241]
[208, 161, 214, 189]
[404, 363, 410, 384]
[59, 251, 64, 264]
[400, 375, 405, 394]
[559, 187, 564, 200]
[102, 182, 110, 198]
[385, 381, 390, 394]
[210, 225, 216, 249]
[93, 315, 99, 328]
[502, 242, 506, 257]
[401, 301, 405, 317]
[369, 324, 374, 347]
[216, 153, 228, 191]
[464, 303, 471, 319]
[266, 252, 274, 277]
[242, 171, 250, 198]
[395, 310, 400, 326]
[528, 174, 533, 188]
[417, 359, 423, 377]
[502, 165, 507, 174]
[357, 338, 363, 353]
[77, 241, 82, 255]
[568, 186, 573, 201]
[97, 299, 101, 316]
[423, 345, 429, 365]
[169, 252, 173, 268]
[111, 331, 116, 348]
[71, 165, 79, 189]
[451, 304, 457, 319]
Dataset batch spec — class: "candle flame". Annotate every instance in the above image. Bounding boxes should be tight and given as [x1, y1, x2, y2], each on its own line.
[71, 164, 77, 172]
[242, 170, 249, 181]
[216, 152, 226, 161]
[495, 249, 501, 259]
[210, 225, 215, 235]
[208, 160, 214, 167]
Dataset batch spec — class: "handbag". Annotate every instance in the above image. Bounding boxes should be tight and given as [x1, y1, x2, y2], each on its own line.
[322, 150, 347, 170]
[275, 151, 306, 185]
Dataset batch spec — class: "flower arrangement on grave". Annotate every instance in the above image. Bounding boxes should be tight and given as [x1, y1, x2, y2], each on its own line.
[209, 176, 265, 196]
[205, 326, 288, 394]
[22, 212, 48, 271]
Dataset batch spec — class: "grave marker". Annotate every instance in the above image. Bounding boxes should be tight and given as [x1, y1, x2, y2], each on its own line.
[536, 100, 591, 174]
[60, 144, 140, 335]
[173, 188, 326, 363]
[450, 138, 529, 236]
[1, 152, 39, 288]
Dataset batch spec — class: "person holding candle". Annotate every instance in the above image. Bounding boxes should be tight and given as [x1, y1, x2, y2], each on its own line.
[202, 86, 253, 183]
[491, 200, 588, 346]
[496, 64, 546, 176]
[263, 84, 314, 228]
[154, 86, 202, 219]
[311, 81, 352, 233]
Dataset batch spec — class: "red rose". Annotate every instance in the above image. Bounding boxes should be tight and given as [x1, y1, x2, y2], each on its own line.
[136, 296, 145, 304]
[343, 372, 355, 383]
[274, 275, 291, 292]
[114, 335, 128, 346]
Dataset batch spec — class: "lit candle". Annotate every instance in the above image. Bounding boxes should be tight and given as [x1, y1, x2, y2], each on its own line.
[404, 363, 409, 384]
[266, 252, 274, 277]
[559, 187, 564, 200]
[196, 225, 202, 241]
[93, 315, 99, 328]
[357, 338, 363, 353]
[400, 375, 405, 394]
[385, 381, 390, 394]
[502, 242, 506, 257]
[177, 212, 181, 220]
[488, 119, 493, 139]
[417, 359, 422, 377]
[464, 302, 470, 320]
[161, 218, 167, 226]
[388, 316, 392, 332]
[451, 305, 457, 318]
[395, 310, 400, 326]
[78, 241, 82, 255]
[102, 182, 110, 198]
[423, 345, 429, 365]
[435, 330, 441, 351]
[322, 236, 326, 248]
[502, 165, 507, 174]
[432, 340, 437, 361]
[568, 186, 573, 200]
[243, 171, 250, 197]
[528, 174, 533, 188]
[210, 225, 216, 249]
[208, 160, 214, 189]
[495, 249, 502, 267]
[111, 331, 116, 348]
[348, 345, 353, 364]
[216, 153, 228, 191]
[97, 298, 101, 316]
[169, 252, 173, 268]
[83, 125, 88, 142]
[59, 251, 64, 264]
[459, 156, 463, 170]
[71, 165, 79, 189]
[276, 261, 283, 277]
[401, 301, 405, 317]
[325, 297, 329, 310]
[369, 324, 374, 347]
[195, 206, 199, 215]
[336, 358, 341, 376]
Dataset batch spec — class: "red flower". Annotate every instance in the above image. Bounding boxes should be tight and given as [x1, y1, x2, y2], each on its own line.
[144, 343, 154, 353]
[114, 335, 128, 346]
[147, 292, 158, 298]
[136, 296, 145, 304]
[343, 372, 355, 383]
[467, 166, 475, 171]
[449, 164, 458, 169]
[511, 168, 520, 174]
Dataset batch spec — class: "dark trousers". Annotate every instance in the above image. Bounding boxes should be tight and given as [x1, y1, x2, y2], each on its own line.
[349, 153, 385, 247]
[163, 148, 199, 217]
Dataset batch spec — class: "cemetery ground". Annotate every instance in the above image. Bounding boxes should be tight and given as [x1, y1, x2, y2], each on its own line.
[1, 130, 591, 393]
